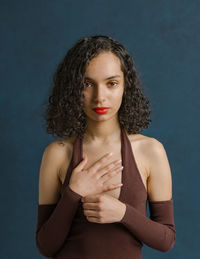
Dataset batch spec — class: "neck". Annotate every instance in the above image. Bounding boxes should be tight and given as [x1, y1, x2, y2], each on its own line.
[83, 117, 122, 144]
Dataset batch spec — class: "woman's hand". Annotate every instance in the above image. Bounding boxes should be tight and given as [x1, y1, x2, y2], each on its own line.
[69, 152, 123, 197]
[81, 193, 126, 224]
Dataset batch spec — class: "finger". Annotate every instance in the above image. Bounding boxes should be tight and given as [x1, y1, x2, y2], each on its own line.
[74, 154, 88, 171]
[84, 209, 99, 217]
[103, 183, 123, 192]
[112, 183, 123, 189]
[98, 160, 122, 177]
[101, 165, 123, 181]
[82, 202, 100, 210]
[81, 194, 100, 203]
[86, 216, 99, 223]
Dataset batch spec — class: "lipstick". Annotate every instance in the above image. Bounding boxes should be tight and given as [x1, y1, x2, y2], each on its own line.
[93, 107, 109, 114]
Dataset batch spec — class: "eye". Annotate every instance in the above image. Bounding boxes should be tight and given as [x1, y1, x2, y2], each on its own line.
[84, 81, 93, 87]
[108, 81, 118, 87]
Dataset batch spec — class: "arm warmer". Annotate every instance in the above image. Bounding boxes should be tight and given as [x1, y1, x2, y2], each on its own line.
[36, 185, 176, 256]
[119, 199, 176, 252]
[35, 185, 82, 258]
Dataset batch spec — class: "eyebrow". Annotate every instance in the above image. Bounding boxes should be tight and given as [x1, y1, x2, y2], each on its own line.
[84, 75, 121, 81]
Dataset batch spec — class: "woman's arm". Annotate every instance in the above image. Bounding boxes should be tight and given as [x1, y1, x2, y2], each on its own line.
[35, 142, 82, 258]
[120, 139, 176, 252]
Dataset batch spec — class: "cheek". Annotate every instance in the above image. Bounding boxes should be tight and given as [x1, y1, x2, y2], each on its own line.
[112, 91, 123, 103]
[83, 90, 92, 100]
[82, 92, 90, 104]
[115, 93, 124, 108]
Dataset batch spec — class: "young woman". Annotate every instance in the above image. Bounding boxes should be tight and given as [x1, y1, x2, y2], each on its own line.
[36, 35, 176, 258]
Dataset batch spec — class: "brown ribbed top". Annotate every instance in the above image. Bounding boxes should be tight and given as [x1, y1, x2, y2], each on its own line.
[36, 126, 176, 258]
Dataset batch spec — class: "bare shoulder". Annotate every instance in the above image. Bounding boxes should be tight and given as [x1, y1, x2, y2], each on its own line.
[45, 135, 77, 174]
[128, 132, 162, 148]
[135, 135, 168, 168]
[44, 137, 73, 164]
[127, 133, 166, 178]
[128, 133, 165, 157]
[127, 133, 172, 201]
[38, 135, 76, 204]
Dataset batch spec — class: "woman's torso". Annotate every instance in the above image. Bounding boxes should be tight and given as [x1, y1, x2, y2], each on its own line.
[52, 127, 151, 258]
[58, 130, 150, 198]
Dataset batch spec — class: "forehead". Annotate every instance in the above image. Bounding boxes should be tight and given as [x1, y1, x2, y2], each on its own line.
[84, 52, 123, 79]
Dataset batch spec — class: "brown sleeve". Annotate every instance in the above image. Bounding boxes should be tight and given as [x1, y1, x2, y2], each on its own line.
[35, 185, 82, 258]
[119, 199, 176, 252]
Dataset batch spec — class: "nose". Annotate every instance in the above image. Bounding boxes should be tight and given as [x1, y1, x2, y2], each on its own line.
[93, 84, 106, 102]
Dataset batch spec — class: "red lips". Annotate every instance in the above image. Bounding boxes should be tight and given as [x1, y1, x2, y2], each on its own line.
[93, 107, 109, 114]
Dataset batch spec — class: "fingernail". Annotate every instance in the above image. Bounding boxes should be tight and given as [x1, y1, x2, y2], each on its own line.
[116, 159, 122, 164]
[118, 183, 123, 186]
[108, 152, 113, 156]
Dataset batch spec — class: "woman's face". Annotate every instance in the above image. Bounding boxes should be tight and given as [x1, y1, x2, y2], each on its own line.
[82, 51, 124, 122]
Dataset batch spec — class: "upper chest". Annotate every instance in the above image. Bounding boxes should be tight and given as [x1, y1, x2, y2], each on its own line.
[59, 134, 150, 199]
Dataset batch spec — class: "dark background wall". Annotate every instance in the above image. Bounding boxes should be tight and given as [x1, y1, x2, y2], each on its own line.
[1, 0, 199, 258]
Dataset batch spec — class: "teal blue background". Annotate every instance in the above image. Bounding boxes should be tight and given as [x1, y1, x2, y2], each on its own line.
[1, 0, 199, 258]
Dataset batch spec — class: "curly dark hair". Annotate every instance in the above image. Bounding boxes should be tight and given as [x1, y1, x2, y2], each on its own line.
[42, 35, 152, 139]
